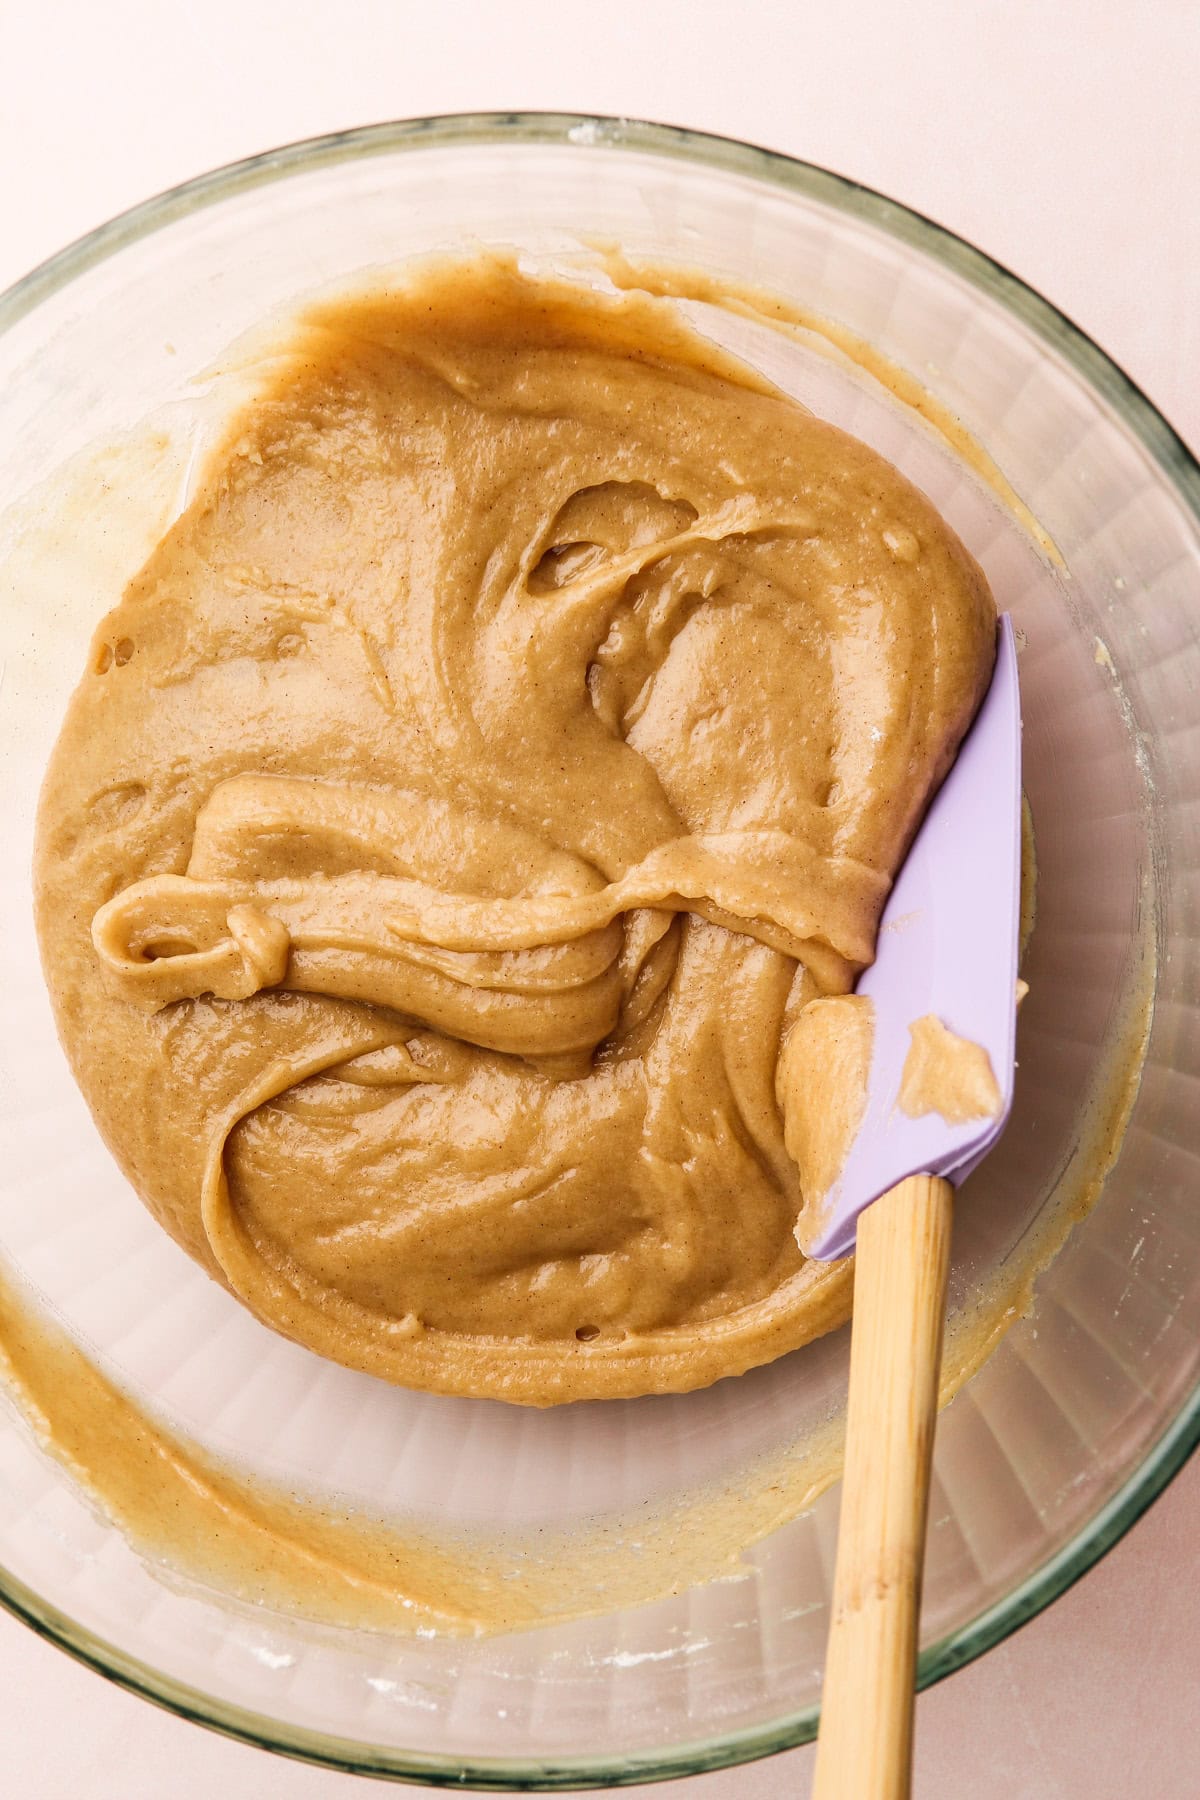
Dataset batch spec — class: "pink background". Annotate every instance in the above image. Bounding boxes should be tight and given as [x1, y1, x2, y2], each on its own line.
[2, 3, 1197, 1793]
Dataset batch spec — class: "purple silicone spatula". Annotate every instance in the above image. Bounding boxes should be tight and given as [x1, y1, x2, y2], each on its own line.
[811, 614, 1022, 1800]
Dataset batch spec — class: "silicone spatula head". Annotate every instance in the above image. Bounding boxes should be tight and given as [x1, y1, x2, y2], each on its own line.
[804, 614, 1023, 1263]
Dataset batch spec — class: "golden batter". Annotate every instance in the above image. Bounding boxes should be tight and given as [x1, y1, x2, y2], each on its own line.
[898, 1015, 1003, 1125]
[34, 255, 995, 1404]
[784, 994, 875, 1252]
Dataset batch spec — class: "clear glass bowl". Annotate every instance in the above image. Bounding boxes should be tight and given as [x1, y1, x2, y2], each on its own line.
[0, 114, 1197, 1788]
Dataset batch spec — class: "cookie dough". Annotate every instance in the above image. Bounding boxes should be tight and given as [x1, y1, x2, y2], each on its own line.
[34, 255, 995, 1403]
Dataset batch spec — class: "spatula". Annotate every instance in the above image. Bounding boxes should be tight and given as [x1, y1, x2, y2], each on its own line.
[810, 613, 1022, 1800]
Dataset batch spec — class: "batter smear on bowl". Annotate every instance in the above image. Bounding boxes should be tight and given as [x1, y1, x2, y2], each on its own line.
[35, 254, 995, 1403]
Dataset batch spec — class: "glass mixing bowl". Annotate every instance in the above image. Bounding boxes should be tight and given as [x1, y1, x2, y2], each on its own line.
[0, 115, 1197, 1789]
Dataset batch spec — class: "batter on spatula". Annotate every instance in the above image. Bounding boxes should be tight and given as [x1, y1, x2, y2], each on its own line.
[35, 254, 995, 1403]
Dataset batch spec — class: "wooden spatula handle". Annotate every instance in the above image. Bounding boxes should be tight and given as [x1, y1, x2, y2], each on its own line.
[812, 1173, 954, 1800]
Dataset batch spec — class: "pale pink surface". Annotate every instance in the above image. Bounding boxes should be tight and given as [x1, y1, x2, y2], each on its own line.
[1, 3, 1197, 1794]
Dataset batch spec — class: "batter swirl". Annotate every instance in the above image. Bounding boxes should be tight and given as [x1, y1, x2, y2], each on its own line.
[35, 256, 995, 1402]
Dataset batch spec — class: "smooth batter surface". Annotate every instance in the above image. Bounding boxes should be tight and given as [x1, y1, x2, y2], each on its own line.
[35, 255, 995, 1404]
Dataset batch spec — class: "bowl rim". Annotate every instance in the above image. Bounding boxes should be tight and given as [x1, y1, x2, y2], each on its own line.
[1, 109, 1197, 1790]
